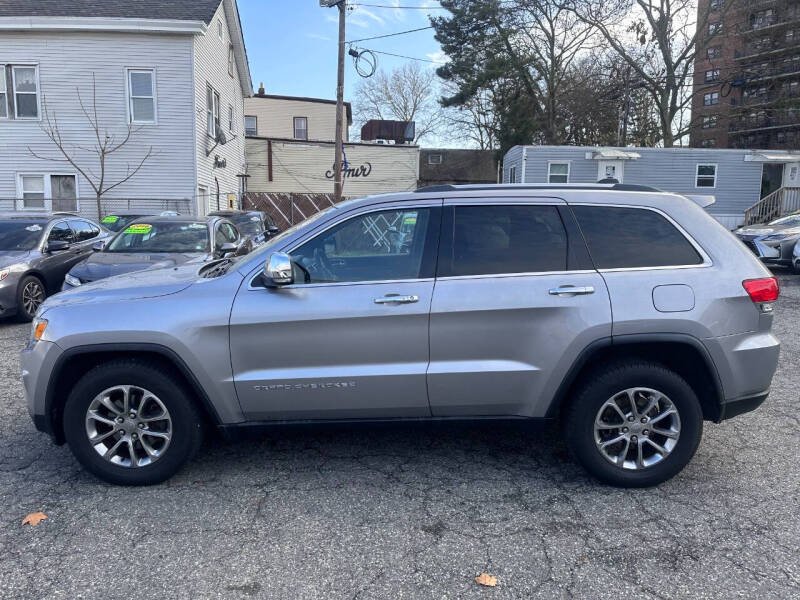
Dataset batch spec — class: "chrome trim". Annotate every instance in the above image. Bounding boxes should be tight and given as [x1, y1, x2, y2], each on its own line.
[434, 269, 597, 281]
[374, 295, 419, 304]
[248, 277, 435, 291]
[264, 252, 293, 285]
[549, 285, 595, 296]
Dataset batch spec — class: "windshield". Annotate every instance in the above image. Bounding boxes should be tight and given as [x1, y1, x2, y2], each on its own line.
[106, 221, 210, 253]
[0, 221, 45, 251]
[230, 214, 264, 235]
[101, 214, 151, 233]
[768, 214, 800, 227]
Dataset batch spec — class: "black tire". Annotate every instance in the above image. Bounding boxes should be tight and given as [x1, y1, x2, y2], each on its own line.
[63, 359, 203, 486]
[16, 275, 46, 322]
[564, 360, 703, 488]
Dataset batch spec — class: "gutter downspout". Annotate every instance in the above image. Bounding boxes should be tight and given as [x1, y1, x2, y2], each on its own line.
[521, 147, 527, 184]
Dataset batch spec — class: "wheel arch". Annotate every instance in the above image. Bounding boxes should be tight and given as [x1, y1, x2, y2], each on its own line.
[548, 334, 725, 423]
[44, 343, 223, 444]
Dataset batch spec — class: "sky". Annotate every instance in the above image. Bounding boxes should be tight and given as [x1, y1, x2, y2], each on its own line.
[238, 1, 446, 105]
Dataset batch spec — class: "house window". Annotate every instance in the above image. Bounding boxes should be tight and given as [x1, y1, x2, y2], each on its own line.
[17, 173, 77, 210]
[548, 162, 570, 183]
[705, 69, 720, 82]
[228, 105, 234, 132]
[244, 115, 257, 136]
[127, 69, 156, 124]
[12, 65, 40, 119]
[207, 84, 220, 138]
[701, 138, 717, 148]
[428, 153, 443, 165]
[696, 164, 717, 188]
[702, 115, 718, 129]
[707, 46, 721, 59]
[509, 166, 517, 183]
[703, 92, 719, 106]
[0, 68, 6, 119]
[708, 22, 722, 36]
[228, 45, 235, 77]
[218, 19, 223, 40]
[19, 174, 45, 209]
[293, 116, 308, 140]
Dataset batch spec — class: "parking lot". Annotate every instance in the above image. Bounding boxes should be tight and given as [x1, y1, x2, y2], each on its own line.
[0, 275, 797, 599]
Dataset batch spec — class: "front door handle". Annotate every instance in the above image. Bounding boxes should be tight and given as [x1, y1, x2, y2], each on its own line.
[374, 295, 419, 304]
[549, 285, 595, 296]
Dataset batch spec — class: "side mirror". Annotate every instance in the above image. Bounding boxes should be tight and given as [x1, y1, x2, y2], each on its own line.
[235, 240, 250, 256]
[218, 242, 238, 257]
[92, 241, 106, 252]
[263, 252, 293, 286]
[267, 225, 279, 236]
[47, 240, 69, 253]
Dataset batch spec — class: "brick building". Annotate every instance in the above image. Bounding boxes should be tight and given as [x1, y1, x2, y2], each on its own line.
[691, 0, 800, 150]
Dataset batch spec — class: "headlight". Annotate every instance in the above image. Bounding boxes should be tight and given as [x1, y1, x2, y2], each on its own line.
[0, 268, 8, 281]
[29, 317, 48, 344]
[64, 273, 82, 287]
[0, 263, 25, 281]
[761, 233, 793, 242]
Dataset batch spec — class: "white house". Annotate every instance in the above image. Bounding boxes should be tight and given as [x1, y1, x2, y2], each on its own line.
[0, 0, 252, 218]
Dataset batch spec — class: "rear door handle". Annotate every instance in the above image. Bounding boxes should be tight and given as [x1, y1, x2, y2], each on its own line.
[374, 295, 419, 304]
[549, 286, 595, 296]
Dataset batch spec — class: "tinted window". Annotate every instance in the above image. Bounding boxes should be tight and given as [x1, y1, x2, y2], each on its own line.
[291, 208, 432, 283]
[572, 206, 703, 269]
[0, 221, 45, 251]
[230, 214, 264, 235]
[441, 205, 567, 276]
[70, 219, 100, 242]
[215, 222, 238, 248]
[106, 221, 210, 253]
[48, 222, 74, 243]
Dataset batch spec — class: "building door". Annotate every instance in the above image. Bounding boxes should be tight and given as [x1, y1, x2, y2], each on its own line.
[783, 163, 800, 187]
[597, 160, 624, 183]
[761, 164, 784, 198]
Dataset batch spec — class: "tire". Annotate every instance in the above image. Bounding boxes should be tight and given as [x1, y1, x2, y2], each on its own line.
[63, 359, 204, 486]
[564, 360, 703, 488]
[16, 275, 46, 322]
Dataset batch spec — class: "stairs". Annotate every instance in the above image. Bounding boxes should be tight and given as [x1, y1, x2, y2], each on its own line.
[744, 187, 800, 225]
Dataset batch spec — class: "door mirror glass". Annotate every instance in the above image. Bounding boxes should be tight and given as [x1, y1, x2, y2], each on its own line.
[47, 240, 69, 253]
[263, 252, 293, 286]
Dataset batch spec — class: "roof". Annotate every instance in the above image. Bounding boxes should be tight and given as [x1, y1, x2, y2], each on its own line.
[414, 183, 661, 193]
[0, 213, 59, 221]
[0, 0, 223, 22]
[250, 93, 353, 126]
[208, 210, 261, 216]
[419, 149, 498, 186]
[129, 215, 213, 224]
[107, 210, 160, 216]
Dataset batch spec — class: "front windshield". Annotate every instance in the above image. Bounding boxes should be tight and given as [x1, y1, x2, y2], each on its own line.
[101, 214, 150, 233]
[769, 214, 800, 227]
[105, 221, 210, 253]
[230, 214, 264, 235]
[0, 221, 45, 251]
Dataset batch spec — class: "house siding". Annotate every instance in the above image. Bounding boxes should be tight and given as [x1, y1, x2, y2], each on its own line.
[502, 145, 800, 227]
[246, 138, 419, 196]
[0, 31, 196, 217]
[244, 96, 349, 141]
[194, 0, 248, 215]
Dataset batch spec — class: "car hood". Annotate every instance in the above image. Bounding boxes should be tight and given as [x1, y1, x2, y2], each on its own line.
[0, 251, 32, 268]
[42, 261, 206, 311]
[70, 251, 207, 282]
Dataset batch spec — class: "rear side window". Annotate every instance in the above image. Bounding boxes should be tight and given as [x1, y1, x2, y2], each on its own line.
[571, 206, 703, 269]
[439, 205, 568, 276]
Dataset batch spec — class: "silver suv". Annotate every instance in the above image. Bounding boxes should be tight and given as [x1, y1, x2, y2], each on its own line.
[22, 184, 781, 487]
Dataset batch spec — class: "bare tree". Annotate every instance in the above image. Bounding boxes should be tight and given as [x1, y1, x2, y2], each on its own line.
[563, 0, 734, 146]
[353, 62, 444, 144]
[28, 74, 155, 217]
[441, 86, 499, 150]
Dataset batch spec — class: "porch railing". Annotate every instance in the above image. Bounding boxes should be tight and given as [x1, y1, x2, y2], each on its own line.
[744, 186, 800, 224]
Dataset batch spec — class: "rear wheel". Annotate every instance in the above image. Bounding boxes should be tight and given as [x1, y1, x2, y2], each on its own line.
[16, 275, 46, 322]
[564, 360, 703, 487]
[63, 359, 203, 486]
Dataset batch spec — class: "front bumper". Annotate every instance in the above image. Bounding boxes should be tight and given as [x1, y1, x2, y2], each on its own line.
[21, 338, 64, 440]
[719, 391, 769, 421]
[738, 236, 796, 266]
[0, 274, 21, 317]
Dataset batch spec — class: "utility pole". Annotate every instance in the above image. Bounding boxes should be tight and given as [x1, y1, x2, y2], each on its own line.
[321, 0, 347, 204]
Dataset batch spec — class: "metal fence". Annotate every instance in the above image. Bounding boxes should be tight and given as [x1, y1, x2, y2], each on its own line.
[0, 197, 195, 221]
[242, 192, 350, 228]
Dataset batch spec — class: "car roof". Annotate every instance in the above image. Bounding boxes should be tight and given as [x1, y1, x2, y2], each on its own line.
[106, 210, 160, 216]
[208, 210, 261, 217]
[128, 215, 213, 224]
[0, 212, 64, 222]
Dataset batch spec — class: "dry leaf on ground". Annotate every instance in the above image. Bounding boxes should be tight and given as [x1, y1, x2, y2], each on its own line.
[475, 572, 498, 587]
[22, 512, 47, 527]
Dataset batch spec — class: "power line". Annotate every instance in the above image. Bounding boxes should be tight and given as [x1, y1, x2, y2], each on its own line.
[366, 48, 446, 64]
[354, 2, 445, 8]
[346, 25, 433, 44]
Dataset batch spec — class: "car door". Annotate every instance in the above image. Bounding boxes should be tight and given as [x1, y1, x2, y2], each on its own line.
[68, 219, 103, 258]
[427, 199, 612, 418]
[39, 221, 78, 291]
[229, 202, 441, 421]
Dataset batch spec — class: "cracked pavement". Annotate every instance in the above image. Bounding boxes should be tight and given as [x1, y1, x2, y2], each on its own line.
[1, 274, 799, 599]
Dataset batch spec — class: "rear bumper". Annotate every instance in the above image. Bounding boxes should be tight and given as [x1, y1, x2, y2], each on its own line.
[718, 390, 769, 421]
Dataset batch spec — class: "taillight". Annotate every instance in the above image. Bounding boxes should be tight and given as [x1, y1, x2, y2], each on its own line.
[742, 277, 779, 303]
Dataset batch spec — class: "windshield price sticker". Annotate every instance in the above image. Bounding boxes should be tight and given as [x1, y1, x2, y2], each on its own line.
[124, 224, 152, 234]
[25, 224, 43, 232]
[102, 216, 119, 224]
[188, 223, 206, 230]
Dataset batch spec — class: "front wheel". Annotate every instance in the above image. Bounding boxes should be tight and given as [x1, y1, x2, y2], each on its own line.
[564, 360, 703, 487]
[63, 359, 203, 485]
[16, 275, 46, 322]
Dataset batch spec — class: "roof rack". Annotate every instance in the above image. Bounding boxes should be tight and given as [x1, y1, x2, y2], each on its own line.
[414, 183, 661, 193]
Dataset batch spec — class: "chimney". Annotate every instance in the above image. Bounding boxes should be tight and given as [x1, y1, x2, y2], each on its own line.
[258, 81, 265, 96]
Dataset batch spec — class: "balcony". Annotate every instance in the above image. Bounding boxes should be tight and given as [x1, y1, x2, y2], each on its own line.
[735, 55, 800, 82]
[728, 110, 800, 132]
[737, 36, 800, 60]
[734, 85, 800, 106]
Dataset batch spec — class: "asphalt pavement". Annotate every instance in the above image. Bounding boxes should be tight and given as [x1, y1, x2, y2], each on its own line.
[1, 274, 799, 599]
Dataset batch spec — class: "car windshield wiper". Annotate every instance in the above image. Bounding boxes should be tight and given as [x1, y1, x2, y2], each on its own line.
[200, 258, 236, 279]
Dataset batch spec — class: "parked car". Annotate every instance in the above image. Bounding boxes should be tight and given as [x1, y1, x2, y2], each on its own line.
[0, 213, 109, 321]
[734, 212, 800, 271]
[23, 184, 780, 487]
[62, 215, 249, 289]
[207, 209, 279, 247]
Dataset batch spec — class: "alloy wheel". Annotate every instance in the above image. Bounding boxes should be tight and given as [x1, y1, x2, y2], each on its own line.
[84, 385, 173, 468]
[21, 280, 44, 316]
[593, 387, 681, 470]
